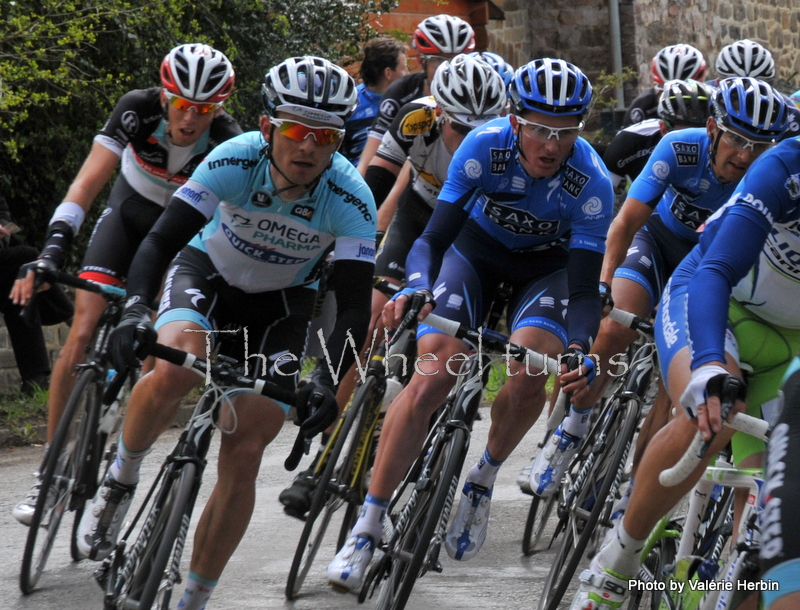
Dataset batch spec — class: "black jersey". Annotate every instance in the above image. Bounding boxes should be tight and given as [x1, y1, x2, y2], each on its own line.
[367, 71, 427, 142]
[602, 119, 663, 187]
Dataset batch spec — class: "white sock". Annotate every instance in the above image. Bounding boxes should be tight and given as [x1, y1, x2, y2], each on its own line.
[595, 518, 646, 577]
[562, 406, 591, 438]
[176, 571, 217, 610]
[466, 447, 504, 488]
[351, 494, 389, 542]
[109, 435, 150, 486]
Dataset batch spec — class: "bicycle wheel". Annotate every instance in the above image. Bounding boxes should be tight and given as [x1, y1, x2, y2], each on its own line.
[285, 375, 380, 599]
[523, 491, 558, 556]
[539, 398, 639, 610]
[378, 426, 468, 610]
[113, 461, 197, 610]
[626, 530, 677, 610]
[20, 366, 100, 594]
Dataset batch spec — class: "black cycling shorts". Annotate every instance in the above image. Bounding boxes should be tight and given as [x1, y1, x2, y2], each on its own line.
[375, 189, 432, 282]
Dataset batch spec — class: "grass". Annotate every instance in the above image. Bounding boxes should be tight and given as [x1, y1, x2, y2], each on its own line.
[0, 384, 49, 446]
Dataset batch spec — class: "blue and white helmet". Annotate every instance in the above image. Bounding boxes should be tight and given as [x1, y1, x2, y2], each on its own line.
[712, 77, 788, 140]
[509, 58, 593, 117]
[469, 51, 514, 89]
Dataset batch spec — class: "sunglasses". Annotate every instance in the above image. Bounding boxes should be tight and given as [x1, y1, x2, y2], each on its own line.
[515, 116, 584, 143]
[715, 121, 774, 154]
[165, 92, 221, 115]
[269, 118, 345, 146]
[444, 114, 474, 136]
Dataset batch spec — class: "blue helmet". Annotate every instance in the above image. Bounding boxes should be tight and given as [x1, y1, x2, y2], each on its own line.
[469, 51, 514, 89]
[509, 58, 592, 117]
[712, 77, 788, 140]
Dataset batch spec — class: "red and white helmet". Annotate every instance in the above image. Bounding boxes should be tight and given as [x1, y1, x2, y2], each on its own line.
[651, 44, 706, 86]
[160, 43, 235, 103]
[413, 14, 475, 55]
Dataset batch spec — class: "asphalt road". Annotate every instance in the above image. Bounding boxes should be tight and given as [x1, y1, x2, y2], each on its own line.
[0, 407, 582, 610]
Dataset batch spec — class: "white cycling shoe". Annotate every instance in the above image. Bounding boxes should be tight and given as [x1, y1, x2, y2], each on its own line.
[326, 534, 376, 592]
[530, 423, 582, 497]
[77, 474, 136, 560]
[570, 558, 630, 610]
[445, 481, 492, 561]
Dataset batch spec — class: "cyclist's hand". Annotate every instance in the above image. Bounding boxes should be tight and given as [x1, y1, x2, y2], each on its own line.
[680, 366, 746, 441]
[382, 288, 435, 329]
[295, 367, 338, 438]
[558, 347, 597, 394]
[109, 301, 156, 371]
[10, 259, 55, 306]
[599, 281, 614, 317]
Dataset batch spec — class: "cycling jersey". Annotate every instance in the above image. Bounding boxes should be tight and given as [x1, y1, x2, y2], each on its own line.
[602, 119, 663, 188]
[172, 131, 377, 293]
[623, 88, 660, 126]
[628, 128, 736, 243]
[376, 96, 452, 208]
[367, 71, 427, 142]
[341, 83, 382, 164]
[94, 87, 242, 207]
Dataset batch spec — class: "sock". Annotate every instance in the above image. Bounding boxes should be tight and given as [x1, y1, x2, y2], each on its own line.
[596, 518, 646, 577]
[350, 494, 389, 542]
[176, 571, 217, 610]
[562, 405, 592, 438]
[466, 447, 504, 488]
[611, 476, 634, 518]
[109, 435, 150, 486]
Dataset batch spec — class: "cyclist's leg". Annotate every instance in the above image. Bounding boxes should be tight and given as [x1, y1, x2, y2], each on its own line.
[761, 357, 800, 610]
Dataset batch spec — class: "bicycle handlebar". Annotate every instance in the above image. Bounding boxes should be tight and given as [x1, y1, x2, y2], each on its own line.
[607, 307, 654, 335]
[146, 341, 307, 470]
[659, 412, 770, 487]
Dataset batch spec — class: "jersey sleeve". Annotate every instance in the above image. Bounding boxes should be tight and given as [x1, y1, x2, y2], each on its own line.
[566, 149, 614, 255]
[375, 101, 436, 167]
[329, 164, 378, 263]
[437, 128, 491, 212]
[627, 131, 682, 206]
[94, 88, 160, 156]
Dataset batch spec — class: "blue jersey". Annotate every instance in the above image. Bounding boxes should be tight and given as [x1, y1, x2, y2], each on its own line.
[341, 83, 381, 164]
[671, 137, 800, 368]
[628, 128, 737, 243]
[436, 117, 612, 255]
[173, 131, 377, 293]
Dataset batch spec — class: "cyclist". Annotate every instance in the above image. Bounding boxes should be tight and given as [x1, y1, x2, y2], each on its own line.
[469, 50, 514, 92]
[570, 89, 791, 610]
[278, 54, 507, 517]
[75, 56, 376, 610]
[762, 356, 800, 610]
[356, 13, 475, 174]
[326, 58, 613, 590]
[341, 37, 409, 165]
[533, 78, 786, 502]
[623, 43, 706, 126]
[602, 79, 713, 191]
[10, 43, 241, 525]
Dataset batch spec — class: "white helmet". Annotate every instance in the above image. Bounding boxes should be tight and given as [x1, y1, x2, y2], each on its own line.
[716, 39, 775, 82]
[431, 54, 507, 126]
[160, 44, 234, 103]
[413, 14, 475, 55]
[262, 56, 358, 127]
[651, 44, 706, 86]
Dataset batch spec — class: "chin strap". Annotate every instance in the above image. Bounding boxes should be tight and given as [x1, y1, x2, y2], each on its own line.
[261, 127, 328, 199]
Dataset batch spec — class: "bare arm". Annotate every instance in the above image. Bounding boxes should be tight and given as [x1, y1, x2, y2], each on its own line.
[600, 197, 654, 285]
[357, 136, 382, 177]
[376, 161, 411, 233]
[62, 142, 122, 212]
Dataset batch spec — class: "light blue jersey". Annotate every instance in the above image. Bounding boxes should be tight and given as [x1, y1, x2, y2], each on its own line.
[173, 131, 377, 293]
[628, 128, 737, 243]
[437, 117, 612, 254]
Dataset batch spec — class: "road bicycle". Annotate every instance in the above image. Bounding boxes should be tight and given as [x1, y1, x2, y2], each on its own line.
[536, 309, 657, 610]
[285, 279, 419, 599]
[19, 267, 132, 594]
[96, 335, 309, 610]
[359, 308, 560, 610]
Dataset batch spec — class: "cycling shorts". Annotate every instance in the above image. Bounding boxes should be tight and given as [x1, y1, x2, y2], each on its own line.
[418, 220, 571, 348]
[656, 280, 800, 463]
[80, 175, 165, 286]
[154, 246, 316, 413]
[375, 190, 432, 283]
[759, 358, 800, 609]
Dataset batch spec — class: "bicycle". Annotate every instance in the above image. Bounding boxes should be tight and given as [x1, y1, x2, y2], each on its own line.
[285, 278, 418, 599]
[19, 266, 133, 595]
[536, 308, 657, 610]
[359, 309, 560, 610]
[96, 334, 311, 610]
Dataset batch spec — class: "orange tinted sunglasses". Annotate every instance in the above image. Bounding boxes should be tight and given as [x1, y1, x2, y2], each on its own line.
[165, 92, 220, 115]
[270, 118, 345, 146]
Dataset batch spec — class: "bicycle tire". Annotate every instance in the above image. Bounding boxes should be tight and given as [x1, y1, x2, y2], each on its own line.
[539, 398, 639, 610]
[626, 529, 677, 610]
[523, 491, 558, 556]
[378, 426, 468, 610]
[114, 461, 197, 610]
[20, 366, 99, 594]
[285, 375, 374, 599]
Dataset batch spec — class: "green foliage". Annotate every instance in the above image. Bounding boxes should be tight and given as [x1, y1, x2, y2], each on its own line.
[0, 384, 48, 445]
[0, 0, 397, 268]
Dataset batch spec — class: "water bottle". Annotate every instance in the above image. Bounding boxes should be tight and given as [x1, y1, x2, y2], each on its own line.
[98, 369, 121, 434]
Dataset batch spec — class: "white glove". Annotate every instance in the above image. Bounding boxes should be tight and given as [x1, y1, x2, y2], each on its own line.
[679, 365, 729, 419]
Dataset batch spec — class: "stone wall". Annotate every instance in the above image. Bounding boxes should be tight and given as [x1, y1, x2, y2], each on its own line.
[0, 321, 70, 392]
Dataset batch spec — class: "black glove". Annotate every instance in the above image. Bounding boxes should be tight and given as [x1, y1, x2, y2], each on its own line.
[559, 347, 597, 386]
[17, 257, 57, 281]
[599, 281, 614, 313]
[294, 367, 338, 438]
[108, 301, 156, 371]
